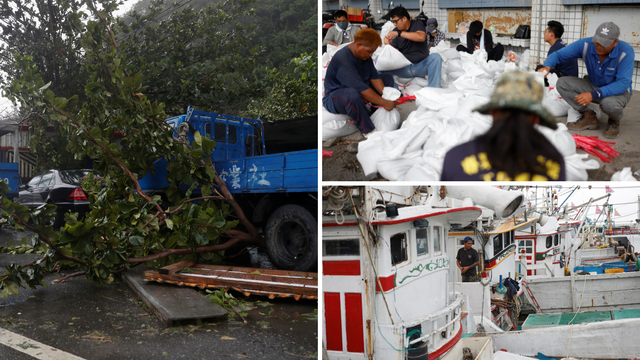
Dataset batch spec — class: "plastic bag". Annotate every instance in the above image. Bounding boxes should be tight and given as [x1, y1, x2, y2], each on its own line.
[375, 45, 412, 71]
[505, 50, 521, 65]
[326, 43, 349, 58]
[611, 167, 638, 181]
[415, 87, 462, 111]
[371, 107, 401, 132]
[379, 21, 395, 46]
[536, 123, 576, 157]
[322, 107, 358, 141]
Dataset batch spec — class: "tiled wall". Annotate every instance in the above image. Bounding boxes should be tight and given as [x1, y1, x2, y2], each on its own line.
[421, 0, 640, 90]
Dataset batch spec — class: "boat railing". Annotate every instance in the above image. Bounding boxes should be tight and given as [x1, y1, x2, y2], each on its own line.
[401, 293, 463, 349]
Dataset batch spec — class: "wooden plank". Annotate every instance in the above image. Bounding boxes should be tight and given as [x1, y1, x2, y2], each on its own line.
[159, 259, 197, 275]
[178, 268, 317, 286]
[189, 263, 317, 279]
[145, 271, 317, 297]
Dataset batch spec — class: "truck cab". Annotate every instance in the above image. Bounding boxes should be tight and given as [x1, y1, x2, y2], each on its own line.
[138, 108, 318, 272]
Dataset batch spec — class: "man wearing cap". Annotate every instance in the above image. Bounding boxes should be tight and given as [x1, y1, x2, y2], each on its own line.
[379, 6, 442, 88]
[425, 18, 445, 50]
[538, 22, 634, 138]
[457, 237, 480, 282]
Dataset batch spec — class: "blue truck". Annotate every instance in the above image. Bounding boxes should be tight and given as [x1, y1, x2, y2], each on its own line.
[138, 108, 318, 272]
[0, 120, 20, 201]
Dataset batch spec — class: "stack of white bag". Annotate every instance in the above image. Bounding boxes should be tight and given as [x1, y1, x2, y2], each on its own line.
[322, 107, 358, 141]
[611, 167, 638, 181]
[356, 49, 599, 181]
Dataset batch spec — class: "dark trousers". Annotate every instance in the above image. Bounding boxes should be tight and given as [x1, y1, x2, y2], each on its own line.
[535, 64, 565, 87]
[456, 43, 504, 62]
[323, 73, 396, 134]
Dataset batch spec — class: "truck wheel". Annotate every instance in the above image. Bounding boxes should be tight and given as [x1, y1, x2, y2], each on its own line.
[265, 204, 317, 272]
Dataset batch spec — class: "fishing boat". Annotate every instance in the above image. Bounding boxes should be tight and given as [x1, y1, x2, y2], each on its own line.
[321, 185, 522, 359]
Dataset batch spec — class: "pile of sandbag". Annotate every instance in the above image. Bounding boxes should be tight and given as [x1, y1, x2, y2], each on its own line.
[355, 48, 599, 181]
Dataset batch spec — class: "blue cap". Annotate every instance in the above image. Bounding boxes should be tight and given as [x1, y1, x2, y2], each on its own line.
[464, 236, 474, 243]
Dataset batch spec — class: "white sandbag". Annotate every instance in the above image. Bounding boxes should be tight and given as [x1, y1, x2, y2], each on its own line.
[567, 106, 602, 123]
[403, 83, 423, 97]
[544, 97, 571, 117]
[528, 70, 545, 86]
[415, 87, 462, 111]
[375, 45, 412, 71]
[321, 52, 331, 68]
[410, 77, 430, 88]
[356, 134, 383, 177]
[379, 21, 395, 45]
[326, 43, 349, 58]
[382, 87, 401, 101]
[611, 167, 638, 181]
[378, 153, 424, 181]
[564, 153, 599, 181]
[519, 49, 530, 70]
[371, 107, 401, 132]
[536, 123, 576, 157]
[547, 73, 559, 88]
[322, 108, 358, 141]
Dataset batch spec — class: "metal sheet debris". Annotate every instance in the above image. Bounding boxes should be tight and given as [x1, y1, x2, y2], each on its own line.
[144, 260, 318, 300]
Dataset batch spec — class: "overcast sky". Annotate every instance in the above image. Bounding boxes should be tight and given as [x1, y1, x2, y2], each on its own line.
[0, 0, 139, 116]
[524, 185, 640, 226]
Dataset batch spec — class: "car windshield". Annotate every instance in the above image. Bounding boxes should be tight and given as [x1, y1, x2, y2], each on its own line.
[59, 170, 94, 185]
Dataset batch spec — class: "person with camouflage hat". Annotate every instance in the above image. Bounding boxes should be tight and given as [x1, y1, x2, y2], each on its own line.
[538, 22, 634, 139]
[441, 71, 566, 181]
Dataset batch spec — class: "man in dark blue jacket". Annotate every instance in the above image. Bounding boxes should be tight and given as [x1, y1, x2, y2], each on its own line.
[538, 22, 634, 138]
[535, 20, 578, 86]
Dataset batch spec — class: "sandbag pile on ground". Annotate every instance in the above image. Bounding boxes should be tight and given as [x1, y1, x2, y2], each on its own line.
[356, 49, 599, 181]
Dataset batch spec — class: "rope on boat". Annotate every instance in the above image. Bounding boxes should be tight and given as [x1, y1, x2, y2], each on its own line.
[325, 186, 349, 224]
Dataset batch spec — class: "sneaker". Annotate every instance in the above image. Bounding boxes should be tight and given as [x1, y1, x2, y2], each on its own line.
[566, 110, 598, 130]
[604, 119, 620, 139]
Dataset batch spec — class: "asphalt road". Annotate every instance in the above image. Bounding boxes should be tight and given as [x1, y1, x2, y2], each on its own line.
[323, 92, 640, 181]
[0, 227, 318, 360]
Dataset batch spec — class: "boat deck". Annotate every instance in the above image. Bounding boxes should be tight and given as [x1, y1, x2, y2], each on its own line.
[522, 308, 640, 329]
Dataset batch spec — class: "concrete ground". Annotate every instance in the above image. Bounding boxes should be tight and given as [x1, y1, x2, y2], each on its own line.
[322, 92, 640, 181]
[0, 228, 318, 360]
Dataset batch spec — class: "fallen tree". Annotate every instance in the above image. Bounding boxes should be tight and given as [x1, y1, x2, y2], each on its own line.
[0, 1, 264, 297]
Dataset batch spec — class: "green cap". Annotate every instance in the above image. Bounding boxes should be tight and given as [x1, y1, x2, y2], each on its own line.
[474, 71, 557, 130]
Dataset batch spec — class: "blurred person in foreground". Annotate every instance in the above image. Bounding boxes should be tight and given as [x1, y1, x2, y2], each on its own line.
[323, 28, 396, 137]
[441, 71, 566, 181]
[538, 22, 634, 139]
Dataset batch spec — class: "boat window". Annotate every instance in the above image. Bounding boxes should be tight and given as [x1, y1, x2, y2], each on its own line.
[390, 233, 408, 265]
[526, 240, 532, 253]
[554, 234, 559, 246]
[503, 231, 510, 247]
[493, 233, 503, 254]
[416, 228, 429, 256]
[546, 236, 552, 249]
[323, 239, 360, 256]
[433, 226, 442, 254]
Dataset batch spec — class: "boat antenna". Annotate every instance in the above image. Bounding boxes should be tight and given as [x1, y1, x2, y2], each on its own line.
[348, 190, 395, 325]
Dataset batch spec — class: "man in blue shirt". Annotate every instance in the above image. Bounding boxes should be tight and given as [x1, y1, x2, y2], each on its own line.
[538, 22, 634, 138]
[323, 28, 396, 136]
[535, 21, 578, 86]
[378, 6, 442, 88]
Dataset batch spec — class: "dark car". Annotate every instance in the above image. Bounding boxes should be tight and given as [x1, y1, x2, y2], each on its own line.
[17, 169, 94, 227]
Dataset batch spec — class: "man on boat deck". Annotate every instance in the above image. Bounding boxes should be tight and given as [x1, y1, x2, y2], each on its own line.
[457, 237, 480, 282]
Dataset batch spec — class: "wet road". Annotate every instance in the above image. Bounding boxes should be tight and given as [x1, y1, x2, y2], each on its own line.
[0, 227, 318, 359]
